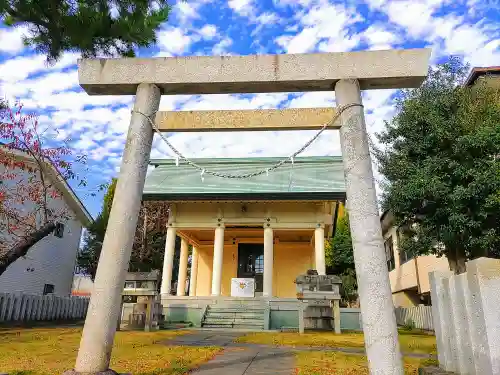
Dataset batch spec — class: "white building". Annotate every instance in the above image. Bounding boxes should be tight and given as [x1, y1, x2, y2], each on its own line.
[0, 147, 92, 297]
[381, 210, 449, 307]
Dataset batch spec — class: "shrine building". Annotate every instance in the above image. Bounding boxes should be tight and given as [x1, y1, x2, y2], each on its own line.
[142, 156, 353, 329]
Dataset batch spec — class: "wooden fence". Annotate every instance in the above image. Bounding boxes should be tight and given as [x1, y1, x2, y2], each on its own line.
[395, 305, 434, 331]
[0, 293, 89, 323]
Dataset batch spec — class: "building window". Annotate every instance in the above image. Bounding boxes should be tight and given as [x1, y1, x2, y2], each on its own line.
[397, 228, 413, 265]
[385, 237, 395, 271]
[43, 284, 55, 295]
[399, 248, 413, 265]
[54, 223, 65, 238]
[254, 254, 264, 274]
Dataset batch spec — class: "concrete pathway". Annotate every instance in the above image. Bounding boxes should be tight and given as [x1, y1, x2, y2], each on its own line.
[161, 330, 435, 374]
[162, 331, 295, 374]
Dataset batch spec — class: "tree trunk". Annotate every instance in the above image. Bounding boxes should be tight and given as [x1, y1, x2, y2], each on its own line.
[447, 247, 467, 274]
[0, 222, 56, 276]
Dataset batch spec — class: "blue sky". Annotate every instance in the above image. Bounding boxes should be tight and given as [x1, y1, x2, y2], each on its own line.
[1, 0, 499, 217]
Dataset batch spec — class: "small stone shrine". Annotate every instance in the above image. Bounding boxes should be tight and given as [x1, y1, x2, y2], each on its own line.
[121, 270, 162, 332]
[295, 270, 342, 333]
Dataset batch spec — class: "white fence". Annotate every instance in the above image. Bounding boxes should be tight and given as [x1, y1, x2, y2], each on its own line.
[395, 305, 434, 331]
[0, 293, 89, 323]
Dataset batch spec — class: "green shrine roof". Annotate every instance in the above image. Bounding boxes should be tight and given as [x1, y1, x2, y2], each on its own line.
[143, 156, 346, 201]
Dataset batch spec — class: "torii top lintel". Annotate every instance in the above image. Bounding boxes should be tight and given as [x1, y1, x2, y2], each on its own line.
[78, 48, 431, 96]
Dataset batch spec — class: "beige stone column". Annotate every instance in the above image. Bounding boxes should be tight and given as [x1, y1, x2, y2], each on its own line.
[160, 227, 176, 296]
[263, 226, 274, 297]
[71, 83, 160, 374]
[176, 239, 189, 296]
[335, 79, 403, 375]
[314, 225, 326, 275]
[189, 247, 199, 296]
[211, 225, 225, 296]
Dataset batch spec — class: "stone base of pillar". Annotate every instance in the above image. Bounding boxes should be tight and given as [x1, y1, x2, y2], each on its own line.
[63, 370, 131, 375]
[417, 367, 455, 375]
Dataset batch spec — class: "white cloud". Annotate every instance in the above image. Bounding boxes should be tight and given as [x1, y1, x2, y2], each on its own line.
[386, 1, 437, 38]
[199, 24, 218, 40]
[179, 92, 289, 111]
[276, 28, 318, 53]
[175, 1, 199, 20]
[0, 27, 27, 54]
[251, 12, 281, 37]
[438, 22, 500, 66]
[363, 25, 400, 49]
[172, 0, 212, 24]
[0, 54, 47, 83]
[275, 2, 362, 53]
[0, 52, 78, 84]
[255, 12, 279, 25]
[3, 70, 79, 99]
[157, 28, 197, 55]
[212, 37, 233, 55]
[286, 92, 335, 109]
[364, 0, 500, 69]
[228, 0, 255, 16]
[273, 0, 314, 7]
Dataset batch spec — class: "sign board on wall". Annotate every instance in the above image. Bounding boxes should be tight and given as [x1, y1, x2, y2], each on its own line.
[231, 278, 255, 297]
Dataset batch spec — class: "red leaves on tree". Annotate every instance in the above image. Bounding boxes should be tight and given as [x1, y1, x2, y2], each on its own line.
[1, 102, 86, 259]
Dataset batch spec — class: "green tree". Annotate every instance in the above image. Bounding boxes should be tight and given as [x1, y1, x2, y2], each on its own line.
[374, 58, 500, 274]
[77, 178, 117, 279]
[77, 179, 177, 285]
[0, 0, 170, 62]
[326, 215, 357, 306]
[326, 215, 354, 274]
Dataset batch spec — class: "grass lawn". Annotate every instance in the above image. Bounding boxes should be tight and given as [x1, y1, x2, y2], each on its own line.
[237, 330, 437, 355]
[0, 327, 221, 375]
[295, 351, 438, 375]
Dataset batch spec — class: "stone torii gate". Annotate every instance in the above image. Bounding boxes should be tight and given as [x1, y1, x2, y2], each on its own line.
[66, 48, 431, 375]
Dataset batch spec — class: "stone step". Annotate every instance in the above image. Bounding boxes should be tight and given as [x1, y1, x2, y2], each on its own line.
[202, 323, 264, 330]
[208, 308, 264, 313]
[210, 302, 267, 309]
[202, 303, 267, 330]
[204, 318, 264, 325]
[233, 324, 264, 330]
[202, 322, 264, 329]
[205, 312, 263, 319]
[202, 323, 233, 328]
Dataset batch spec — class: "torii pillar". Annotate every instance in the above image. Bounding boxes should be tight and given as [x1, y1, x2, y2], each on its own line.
[67, 48, 431, 375]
